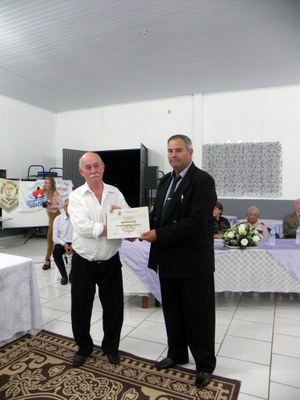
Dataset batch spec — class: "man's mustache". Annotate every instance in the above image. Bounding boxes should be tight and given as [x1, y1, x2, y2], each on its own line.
[90, 173, 100, 178]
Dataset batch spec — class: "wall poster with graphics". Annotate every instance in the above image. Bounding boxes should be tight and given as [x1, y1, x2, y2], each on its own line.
[2, 179, 73, 228]
[202, 142, 282, 197]
[0, 179, 19, 213]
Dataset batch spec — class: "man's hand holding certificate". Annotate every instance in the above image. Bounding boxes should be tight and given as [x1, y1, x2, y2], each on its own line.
[107, 206, 150, 239]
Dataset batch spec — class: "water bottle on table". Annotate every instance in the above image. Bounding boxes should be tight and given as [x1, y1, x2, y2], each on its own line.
[269, 229, 276, 245]
[296, 226, 300, 244]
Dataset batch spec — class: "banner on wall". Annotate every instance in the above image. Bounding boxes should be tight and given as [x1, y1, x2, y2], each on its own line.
[18, 179, 73, 212]
[0, 179, 19, 213]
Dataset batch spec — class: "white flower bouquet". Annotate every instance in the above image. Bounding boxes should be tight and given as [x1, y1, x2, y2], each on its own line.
[223, 223, 261, 249]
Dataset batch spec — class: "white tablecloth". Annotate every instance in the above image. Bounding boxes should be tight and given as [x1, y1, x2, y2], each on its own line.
[0, 253, 43, 341]
[120, 239, 300, 298]
[214, 239, 300, 292]
[120, 240, 161, 302]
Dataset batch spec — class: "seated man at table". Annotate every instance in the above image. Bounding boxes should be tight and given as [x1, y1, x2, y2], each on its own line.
[213, 201, 230, 238]
[283, 198, 300, 238]
[241, 206, 269, 239]
[52, 198, 73, 285]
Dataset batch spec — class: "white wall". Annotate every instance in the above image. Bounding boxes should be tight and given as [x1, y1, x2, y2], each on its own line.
[0, 95, 56, 179]
[1, 84, 300, 200]
[56, 85, 300, 199]
[203, 85, 300, 199]
[56, 94, 204, 174]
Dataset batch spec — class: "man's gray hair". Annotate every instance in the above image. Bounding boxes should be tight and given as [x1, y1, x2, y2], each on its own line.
[247, 206, 260, 217]
[168, 135, 193, 150]
[79, 152, 103, 169]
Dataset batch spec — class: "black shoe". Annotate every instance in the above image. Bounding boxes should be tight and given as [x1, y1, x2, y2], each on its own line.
[106, 353, 120, 364]
[195, 372, 212, 388]
[155, 357, 176, 370]
[72, 353, 88, 367]
[61, 276, 68, 285]
[42, 261, 51, 270]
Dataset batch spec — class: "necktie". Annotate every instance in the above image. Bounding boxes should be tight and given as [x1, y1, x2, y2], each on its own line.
[162, 175, 182, 216]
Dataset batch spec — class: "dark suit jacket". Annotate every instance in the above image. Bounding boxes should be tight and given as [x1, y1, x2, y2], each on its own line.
[283, 212, 299, 238]
[148, 162, 217, 279]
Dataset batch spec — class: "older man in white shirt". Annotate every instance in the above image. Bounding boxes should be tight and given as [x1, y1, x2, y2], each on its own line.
[68, 152, 129, 368]
[242, 205, 269, 239]
[52, 198, 73, 285]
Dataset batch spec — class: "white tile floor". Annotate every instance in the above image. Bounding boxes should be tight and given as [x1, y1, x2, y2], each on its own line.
[1, 234, 300, 399]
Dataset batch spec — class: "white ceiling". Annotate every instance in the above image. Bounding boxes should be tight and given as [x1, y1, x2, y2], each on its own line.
[0, 0, 299, 113]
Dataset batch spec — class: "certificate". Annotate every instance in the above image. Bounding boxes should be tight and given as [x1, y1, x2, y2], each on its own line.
[107, 206, 150, 239]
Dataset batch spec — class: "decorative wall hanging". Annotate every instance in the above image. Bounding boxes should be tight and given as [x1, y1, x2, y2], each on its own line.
[202, 142, 282, 197]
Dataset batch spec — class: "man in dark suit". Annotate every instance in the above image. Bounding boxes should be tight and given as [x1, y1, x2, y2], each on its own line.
[140, 134, 217, 388]
[283, 198, 300, 238]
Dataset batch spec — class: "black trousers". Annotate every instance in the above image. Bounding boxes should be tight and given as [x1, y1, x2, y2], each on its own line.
[71, 251, 124, 357]
[53, 243, 71, 278]
[160, 273, 216, 373]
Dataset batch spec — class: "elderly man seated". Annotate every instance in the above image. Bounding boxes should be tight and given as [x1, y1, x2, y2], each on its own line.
[283, 199, 300, 238]
[241, 206, 269, 239]
[53, 198, 73, 284]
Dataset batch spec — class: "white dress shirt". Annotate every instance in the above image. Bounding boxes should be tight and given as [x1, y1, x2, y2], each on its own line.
[53, 212, 73, 246]
[68, 182, 129, 261]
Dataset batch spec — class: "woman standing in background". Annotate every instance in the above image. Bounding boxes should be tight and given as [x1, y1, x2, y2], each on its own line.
[42, 176, 63, 270]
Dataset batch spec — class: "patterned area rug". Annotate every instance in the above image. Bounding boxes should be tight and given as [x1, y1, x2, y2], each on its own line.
[0, 331, 241, 400]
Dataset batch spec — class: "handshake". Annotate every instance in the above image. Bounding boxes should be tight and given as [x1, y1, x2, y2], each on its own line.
[42, 200, 51, 208]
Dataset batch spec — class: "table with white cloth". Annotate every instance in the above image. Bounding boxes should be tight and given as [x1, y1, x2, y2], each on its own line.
[119, 239, 300, 301]
[0, 216, 13, 230]
[214, 239, 300, 292]
[119, 240, 161, 305]
[0, 253, 43, 342]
